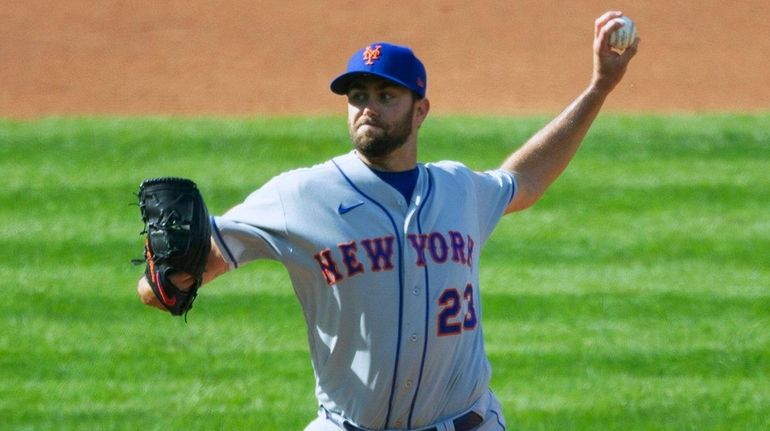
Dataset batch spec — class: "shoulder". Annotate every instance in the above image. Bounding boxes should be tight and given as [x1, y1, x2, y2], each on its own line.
[426, 159, 470, 172]
[272, 151, 364, 183]
[276, 158, 338, 181]
[425, 160, 474, 180]
[236, 158, 338, 206]
[249, 155, 362, 206]
[260, 158, 340, 192]
[427, 160, 515, 183]
[425, 160, 516, 198]
[425, 160, 498, 187]
[422, 161, 477, 200]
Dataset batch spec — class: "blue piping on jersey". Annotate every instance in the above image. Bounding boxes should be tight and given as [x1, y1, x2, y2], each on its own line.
[406, 168, 434, 428]
[211, 216, 238, 269]
[507, 171, 517, 205]
[331, 159, 405, 429]
[492, 408, 506, 429]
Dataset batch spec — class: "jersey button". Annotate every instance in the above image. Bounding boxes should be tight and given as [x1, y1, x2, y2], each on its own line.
[410, 333, 418, 342]
[412, 288, 419, 296]
[405, 380, 413, 388]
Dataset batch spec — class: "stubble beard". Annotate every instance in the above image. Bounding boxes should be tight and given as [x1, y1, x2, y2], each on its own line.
[350, 105, 414, 159]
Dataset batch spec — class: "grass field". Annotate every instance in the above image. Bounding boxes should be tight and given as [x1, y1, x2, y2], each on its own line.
[1, 113, 769, 430]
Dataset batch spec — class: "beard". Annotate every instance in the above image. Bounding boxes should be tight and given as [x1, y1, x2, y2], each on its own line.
[349, 105, 414, 159]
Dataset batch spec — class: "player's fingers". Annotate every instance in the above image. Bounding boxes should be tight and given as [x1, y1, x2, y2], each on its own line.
[169, 271, 194, 290]
[621, 36, 641, 60]
[595, 16, 627, 53]
[594, 11, 623, 37]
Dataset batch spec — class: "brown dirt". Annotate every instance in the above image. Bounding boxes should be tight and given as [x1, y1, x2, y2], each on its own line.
[1, 0, 768, 118]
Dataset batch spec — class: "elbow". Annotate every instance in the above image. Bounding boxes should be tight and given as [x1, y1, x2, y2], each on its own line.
[505, 177, 544, 214]
[505, 192, 539, 213]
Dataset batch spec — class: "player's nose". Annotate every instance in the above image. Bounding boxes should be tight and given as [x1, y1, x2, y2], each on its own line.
[356, 112, 381, 127]
[359, 105, 379, 120]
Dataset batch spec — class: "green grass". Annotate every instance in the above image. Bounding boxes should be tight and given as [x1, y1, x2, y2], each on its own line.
[1, 113, 768, 430]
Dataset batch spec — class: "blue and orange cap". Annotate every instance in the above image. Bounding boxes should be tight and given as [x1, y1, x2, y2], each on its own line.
[330, 42, 427, 98]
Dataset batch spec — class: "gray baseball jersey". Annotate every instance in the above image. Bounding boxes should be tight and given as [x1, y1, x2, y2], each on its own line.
[211, 151, 516, 429]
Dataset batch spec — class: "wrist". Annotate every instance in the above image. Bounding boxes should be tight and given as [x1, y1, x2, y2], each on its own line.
[137, 276, 164, 309]
[168, 271, 194, 290]
[585, 81, 613, 102]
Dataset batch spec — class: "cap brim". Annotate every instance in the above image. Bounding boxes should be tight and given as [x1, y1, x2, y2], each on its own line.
[330, 71, 416, 96]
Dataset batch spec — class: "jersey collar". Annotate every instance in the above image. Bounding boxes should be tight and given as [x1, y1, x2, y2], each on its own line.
[332, 151, 427, 210]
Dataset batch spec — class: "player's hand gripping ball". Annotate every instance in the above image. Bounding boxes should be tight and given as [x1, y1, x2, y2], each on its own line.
[609, 16, 637, 50]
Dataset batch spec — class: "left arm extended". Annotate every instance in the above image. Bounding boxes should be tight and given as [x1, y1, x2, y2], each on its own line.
[503, 11, 639, 213]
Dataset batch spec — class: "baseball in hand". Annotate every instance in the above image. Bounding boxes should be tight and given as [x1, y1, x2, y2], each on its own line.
[609, 16, 637, 50]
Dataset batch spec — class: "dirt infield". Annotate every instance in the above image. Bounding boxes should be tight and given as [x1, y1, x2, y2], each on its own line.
[2, 1, 768, 117]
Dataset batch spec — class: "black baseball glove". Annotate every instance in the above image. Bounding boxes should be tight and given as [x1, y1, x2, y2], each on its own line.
[137, 177, 211, 317]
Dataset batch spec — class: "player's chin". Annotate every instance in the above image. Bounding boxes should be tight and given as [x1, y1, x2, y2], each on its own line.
[354, 138, 386, 158]
[352, 129, 381, 148]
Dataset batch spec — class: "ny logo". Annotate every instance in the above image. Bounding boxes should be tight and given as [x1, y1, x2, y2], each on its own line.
[362, 45, 382, 65]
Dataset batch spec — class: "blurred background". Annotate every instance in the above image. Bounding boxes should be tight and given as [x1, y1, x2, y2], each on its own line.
[2, 0, 768, 117]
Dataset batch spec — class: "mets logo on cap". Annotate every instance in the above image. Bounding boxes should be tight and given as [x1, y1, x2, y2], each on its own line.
[363, 45, 382, 65]
[330, 42, 428, 98]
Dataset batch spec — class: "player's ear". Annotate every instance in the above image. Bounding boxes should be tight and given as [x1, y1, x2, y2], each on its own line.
[414, 97, 430, 127]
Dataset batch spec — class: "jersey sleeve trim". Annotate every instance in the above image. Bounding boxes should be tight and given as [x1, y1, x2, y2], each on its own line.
[506, 170, 518, 204]
[210, 216, 239, 269]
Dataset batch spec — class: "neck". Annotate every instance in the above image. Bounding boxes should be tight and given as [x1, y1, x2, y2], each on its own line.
[357, 138, 418, 172]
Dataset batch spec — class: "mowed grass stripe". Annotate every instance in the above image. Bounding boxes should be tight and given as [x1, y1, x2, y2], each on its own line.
[0, 114, 768, 430]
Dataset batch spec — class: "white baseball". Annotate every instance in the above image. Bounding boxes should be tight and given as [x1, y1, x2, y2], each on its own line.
[609, 16, 637, 50]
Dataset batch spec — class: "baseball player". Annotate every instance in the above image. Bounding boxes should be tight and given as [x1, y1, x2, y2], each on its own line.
[136, 11, 638, 430]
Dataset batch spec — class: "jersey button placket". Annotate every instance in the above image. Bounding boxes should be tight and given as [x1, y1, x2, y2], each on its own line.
[393, 206, 427, 426]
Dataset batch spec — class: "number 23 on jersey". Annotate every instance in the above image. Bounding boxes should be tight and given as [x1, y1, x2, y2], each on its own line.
[437, 283, 478, 336]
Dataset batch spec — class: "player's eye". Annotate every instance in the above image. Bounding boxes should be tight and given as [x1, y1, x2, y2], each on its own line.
[348, 91, 368, 105]
[379, 92, 396, 103]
